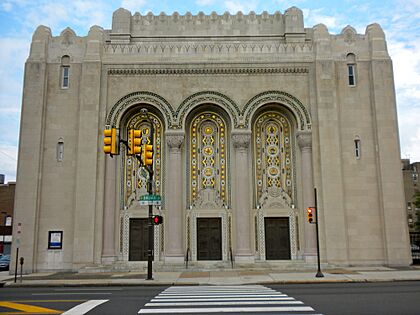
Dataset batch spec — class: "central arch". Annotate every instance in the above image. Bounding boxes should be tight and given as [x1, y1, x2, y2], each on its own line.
[242, 91, 311, 130]
[176, 91, 240, 129]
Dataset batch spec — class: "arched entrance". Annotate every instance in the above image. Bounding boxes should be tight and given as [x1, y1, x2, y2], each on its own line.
[252, 109, 298, 261]
[186, 109, 232, 262]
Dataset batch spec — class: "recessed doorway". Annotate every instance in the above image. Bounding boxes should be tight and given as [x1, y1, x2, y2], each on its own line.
[197, 218, 222, 260]
[129, 218, 148, 261]
[264, 217, 291, 260]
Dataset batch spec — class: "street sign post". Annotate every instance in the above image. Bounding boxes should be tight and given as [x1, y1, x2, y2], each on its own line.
[139, 194, 162, 206]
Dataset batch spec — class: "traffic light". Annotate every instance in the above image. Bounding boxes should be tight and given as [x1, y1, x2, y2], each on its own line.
[152, 215, 163, 225]
[307, 207, 315, 224]
[142, 144, 154, 166]
[128, 129, 142, 155]
[103, 128, 118, 155]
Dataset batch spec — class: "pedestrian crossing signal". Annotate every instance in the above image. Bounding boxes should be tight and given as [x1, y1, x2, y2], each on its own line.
[152, 215, 163, 225]
[307, 207, 315, 224]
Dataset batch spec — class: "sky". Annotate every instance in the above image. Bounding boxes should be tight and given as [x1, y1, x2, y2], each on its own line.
[0, 0, 419, 183]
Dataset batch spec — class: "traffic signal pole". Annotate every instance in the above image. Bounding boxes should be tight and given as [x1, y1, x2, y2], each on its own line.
[314, 188, 324, 278]
[141, 108, 155, 281]
[147, 164, 154, 280]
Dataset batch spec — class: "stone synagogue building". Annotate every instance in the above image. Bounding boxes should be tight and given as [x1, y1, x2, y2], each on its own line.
[12, 7, 412, 272]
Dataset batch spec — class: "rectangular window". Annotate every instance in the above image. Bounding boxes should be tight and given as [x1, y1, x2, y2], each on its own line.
[354, 139, 361, 159]
[62, 66, 69, 88]
[348, 64, 356, 86]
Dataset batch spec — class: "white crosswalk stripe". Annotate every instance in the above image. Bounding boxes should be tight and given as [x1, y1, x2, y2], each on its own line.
[138, 285, 322, 314]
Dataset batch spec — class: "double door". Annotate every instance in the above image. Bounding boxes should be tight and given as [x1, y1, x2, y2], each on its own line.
[265, 217, 291, 260]
[129, 218, 149, 261]
[197, 218, 222, 260]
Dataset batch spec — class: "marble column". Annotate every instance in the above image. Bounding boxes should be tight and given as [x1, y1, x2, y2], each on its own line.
[102, 154, 117, 263]
[297, 130, 317, 262]
[232, 130, 254, 263]
[164, 130, 185, 263]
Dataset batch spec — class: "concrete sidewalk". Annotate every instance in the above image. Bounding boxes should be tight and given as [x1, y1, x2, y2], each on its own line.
[2, 266, 420, 287]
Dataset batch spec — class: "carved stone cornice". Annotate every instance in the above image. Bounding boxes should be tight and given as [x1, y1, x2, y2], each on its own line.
[165, 130, 185, 150]
[232, 130, 252, 149]
[108, 67, 309, 76]
[296, 130, 312, 149]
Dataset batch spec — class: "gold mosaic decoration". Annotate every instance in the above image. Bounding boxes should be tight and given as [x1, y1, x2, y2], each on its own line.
[254, 112, 293, 200]
[190, 112, 227, 204]
[124, 112, 162, 205]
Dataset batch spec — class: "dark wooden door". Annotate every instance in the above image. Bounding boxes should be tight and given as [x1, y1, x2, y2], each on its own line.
[129, 218, 148, 261]
[197, 218, 222, 260]
[265, 217, 291, 260]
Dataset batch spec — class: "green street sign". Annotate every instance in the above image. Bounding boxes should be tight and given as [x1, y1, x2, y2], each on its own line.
[139, 194, 162, 205]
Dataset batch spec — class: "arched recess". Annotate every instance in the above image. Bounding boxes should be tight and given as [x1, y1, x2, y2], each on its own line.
[120, 105, 165, 209]
[185, 104, 232, 262]
[176, 91, 240, 129]
[251, 106, 299, 261]
[105, 91, 175, 128]
[118, 104, 166, 262]
[242, 91, 311, 131]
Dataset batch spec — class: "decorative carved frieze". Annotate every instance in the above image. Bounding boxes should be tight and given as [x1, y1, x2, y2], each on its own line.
[108, 67, 309, 76]
[104, 42, 313, 55]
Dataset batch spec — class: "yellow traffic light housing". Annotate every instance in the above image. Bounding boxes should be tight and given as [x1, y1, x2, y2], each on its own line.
[142, 144, 154, 166]
[128, 129, 142, 155]
[103, 128, 118, 155]
[307, 207, 315, 224]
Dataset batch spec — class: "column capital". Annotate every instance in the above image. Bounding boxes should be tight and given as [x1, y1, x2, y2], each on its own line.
[296, 130, 312, 149]
[165, 130, 185, 149]
[232, 129, 251, 149]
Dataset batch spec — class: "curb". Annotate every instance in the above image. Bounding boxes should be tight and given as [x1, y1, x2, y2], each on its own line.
[2, 281, 199, 288]
[3, 278, 420, 288]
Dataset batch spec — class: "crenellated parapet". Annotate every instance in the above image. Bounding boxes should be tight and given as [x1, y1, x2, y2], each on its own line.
[312, 22, 390, 61]
[29, 25, 105, 64]
[110, 7, 305, 40]
[27, 6, 390, 64]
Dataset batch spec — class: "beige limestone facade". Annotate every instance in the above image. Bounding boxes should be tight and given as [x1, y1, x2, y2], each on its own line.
[12, 7, 412, 272]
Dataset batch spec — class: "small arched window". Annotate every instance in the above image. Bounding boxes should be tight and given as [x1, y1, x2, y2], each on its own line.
[61, 55, 70, 89]
[346, 53, 356, 86]
[354, 136, 361, 159]
[57, 138, 64, 162]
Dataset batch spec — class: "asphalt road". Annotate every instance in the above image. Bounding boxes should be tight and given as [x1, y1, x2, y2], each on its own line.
[0, 281, 419, 314]
[269, 281, 420, 315]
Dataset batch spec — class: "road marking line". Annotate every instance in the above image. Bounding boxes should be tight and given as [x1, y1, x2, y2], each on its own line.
[6, 300, 85, 303]
[165, 286, 273, 291]
[145, 300, 304, 306]
[0, 301, 61, 314]
[159, 292, 285, 296]
[53, 288, 123, 291]
[163, 290, 278, 293]
[155, 294, 288, 298]
[138, 306, 315, 313]
[61, 300, 108, 315]
[32, 293, 112, 296]
[165, 286, 274, 291]
[151, 297, 295, 302]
